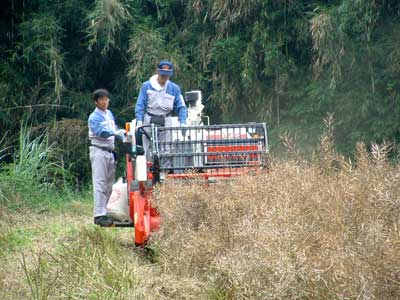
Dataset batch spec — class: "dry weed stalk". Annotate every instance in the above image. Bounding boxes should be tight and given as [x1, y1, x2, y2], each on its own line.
[154, 146, 400, 299]
[371, 141, 393, 167]
[280, 131, 303, 163]
[356, 141, 370, 171]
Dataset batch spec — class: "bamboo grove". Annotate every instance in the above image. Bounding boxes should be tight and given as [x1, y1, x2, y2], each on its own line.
[1, 0, 400, 184]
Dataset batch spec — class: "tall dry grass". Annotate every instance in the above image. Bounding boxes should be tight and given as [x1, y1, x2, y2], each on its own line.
[153, 135, 400, 299]
[3, 118, 399, 299]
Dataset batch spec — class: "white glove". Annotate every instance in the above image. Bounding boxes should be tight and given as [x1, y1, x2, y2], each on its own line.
[114, 129, 126, 137]
[180, 122, 187, 137]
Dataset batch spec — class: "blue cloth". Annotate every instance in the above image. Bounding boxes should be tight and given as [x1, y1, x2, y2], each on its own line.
[135, 77, 188, 124]
[158, 60, 173, 70]
[157, 60, 174, 76]
[88, 108, 117, 138]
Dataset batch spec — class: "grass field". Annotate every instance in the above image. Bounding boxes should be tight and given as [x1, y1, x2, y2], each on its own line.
[1, 140, 399, 299]
[1, 121, 399, 299]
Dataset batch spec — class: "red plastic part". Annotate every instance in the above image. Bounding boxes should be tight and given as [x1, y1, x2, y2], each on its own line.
[126, 152, 161, 246]
[133, 190, 147, 245]
[130, 189, 161, 245]
[206, 145, 259, 162]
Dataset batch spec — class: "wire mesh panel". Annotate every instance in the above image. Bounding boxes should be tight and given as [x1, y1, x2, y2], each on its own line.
[151, 123, 268, 174]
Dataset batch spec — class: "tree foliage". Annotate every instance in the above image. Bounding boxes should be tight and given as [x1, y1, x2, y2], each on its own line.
[0, 0, 399, 183]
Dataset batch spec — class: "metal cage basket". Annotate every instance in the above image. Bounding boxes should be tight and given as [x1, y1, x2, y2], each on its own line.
[150, 123, 269, 174]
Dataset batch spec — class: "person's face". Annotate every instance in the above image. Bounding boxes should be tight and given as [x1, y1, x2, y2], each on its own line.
[157, 71, 170, 85]
[96, 96, 109, 111]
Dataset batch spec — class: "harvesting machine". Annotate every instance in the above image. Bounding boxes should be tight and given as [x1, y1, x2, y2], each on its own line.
[111, 91, 269, 246]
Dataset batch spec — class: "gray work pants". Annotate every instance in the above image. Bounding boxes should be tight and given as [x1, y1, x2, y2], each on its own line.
[143, 114, 172, 169]
[89, 146, 116, 217]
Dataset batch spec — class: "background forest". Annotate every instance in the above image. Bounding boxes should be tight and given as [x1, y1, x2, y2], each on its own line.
[1, 2, 400, 298]
[1, 0, 400, 186]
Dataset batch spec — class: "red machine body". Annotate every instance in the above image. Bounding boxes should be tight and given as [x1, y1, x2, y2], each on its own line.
[125, 157, 161, 245]
[122, 123, 268, 246]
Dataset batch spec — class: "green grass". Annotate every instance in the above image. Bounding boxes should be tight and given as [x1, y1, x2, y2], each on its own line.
[0, 227, 35, 254]
[0, 184, 88, 212]
[0, 194, 92, 257]
[0, 195, 206, 299]
[0, 214, 148, 299]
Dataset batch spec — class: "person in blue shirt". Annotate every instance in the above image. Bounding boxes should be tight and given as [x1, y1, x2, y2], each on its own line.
[88, 89, 125, 226]
[135, 60, 187, 126]
[135, 60, 188, 170]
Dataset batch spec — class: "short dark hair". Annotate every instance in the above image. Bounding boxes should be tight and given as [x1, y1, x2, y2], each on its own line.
[93, 89, 110, 101]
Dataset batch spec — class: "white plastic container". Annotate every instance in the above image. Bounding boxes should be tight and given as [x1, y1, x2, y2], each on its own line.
[135, 155, 147, 182]
[106, 178, 130, 222]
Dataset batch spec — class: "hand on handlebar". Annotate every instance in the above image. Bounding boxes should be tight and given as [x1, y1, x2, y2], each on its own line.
[180, 122, 187, 137]
[114, 129, 126, 137]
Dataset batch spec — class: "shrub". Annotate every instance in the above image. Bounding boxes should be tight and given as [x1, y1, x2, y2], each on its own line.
[0, 123, 70, 209]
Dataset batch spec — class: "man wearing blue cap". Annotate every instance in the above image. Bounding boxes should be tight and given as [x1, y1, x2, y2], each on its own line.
[135, 60, 188, 170]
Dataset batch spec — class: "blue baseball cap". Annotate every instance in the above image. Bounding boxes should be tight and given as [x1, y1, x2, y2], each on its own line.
[157, 60, 174, 76]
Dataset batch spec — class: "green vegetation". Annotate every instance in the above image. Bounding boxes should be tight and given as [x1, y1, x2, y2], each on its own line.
[1, 0, 400, 185]
[0, 2, 399, 298]
[0, 227, 34, 254]
[0, 131, 399, 299]
[0, 124, 88, 213]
